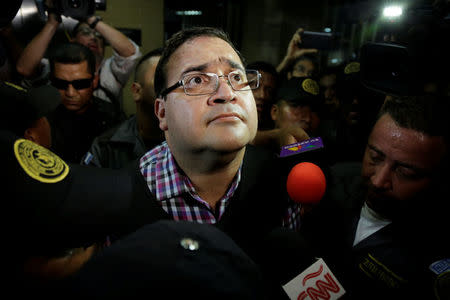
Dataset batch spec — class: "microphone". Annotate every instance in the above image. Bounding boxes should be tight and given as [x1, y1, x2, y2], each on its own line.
[278, 137, 330, 195]
[257, 227, 345, 300]
[286, 162, 326, 205]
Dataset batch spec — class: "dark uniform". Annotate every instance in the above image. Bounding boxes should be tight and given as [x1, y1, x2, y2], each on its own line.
[301, 162, 446, 300]
[48, 96, 120, 163]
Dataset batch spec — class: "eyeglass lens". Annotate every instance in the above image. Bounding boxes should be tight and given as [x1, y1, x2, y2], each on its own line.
[78, 28, 102, 39]
[183, 70, 259, 95]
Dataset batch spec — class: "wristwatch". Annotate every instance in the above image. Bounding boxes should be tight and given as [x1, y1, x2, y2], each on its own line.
[89, 16, 102, 29]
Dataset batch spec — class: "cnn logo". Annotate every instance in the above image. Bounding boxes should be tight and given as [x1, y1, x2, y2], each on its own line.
[283, 258, 345, 300]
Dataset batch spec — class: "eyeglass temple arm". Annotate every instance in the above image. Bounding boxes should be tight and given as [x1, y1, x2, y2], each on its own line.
[159, 81, 183, 98]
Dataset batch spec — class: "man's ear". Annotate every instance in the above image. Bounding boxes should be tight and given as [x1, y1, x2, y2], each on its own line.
[270, 104, 279, 121]
[131, 82, 142, 103]
[23, 128, 36, 143]
[155, 97, 168, 131]
[92, 73, 99, 89]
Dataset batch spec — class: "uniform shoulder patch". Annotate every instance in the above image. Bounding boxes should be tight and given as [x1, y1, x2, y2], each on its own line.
[14, 139, 69, 183]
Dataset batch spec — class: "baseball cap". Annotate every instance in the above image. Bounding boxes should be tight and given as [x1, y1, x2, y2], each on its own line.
[0, 129, 141, 256]
[276, 77, 320, 107]
[61, 220, 264, 299]
[0, 81, 61, 136]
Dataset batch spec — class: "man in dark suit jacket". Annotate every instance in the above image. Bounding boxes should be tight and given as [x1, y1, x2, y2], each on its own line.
[301, 94, 449, 299]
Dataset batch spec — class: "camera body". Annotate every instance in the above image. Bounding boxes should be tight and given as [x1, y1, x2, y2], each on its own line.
[54, 0, 95, 19]
[300, 31, 336, 51]
[359, 42, 413, 96]
[359, 4, 449, 96]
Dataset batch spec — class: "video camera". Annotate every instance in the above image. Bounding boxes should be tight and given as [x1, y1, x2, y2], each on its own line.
[35, 0, 105, 20]
[359, 2, 449, 96]
[53, 0, 96, 19]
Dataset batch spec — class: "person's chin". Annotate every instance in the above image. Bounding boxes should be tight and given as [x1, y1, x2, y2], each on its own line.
[63, 103, 82, 112]
[208, 131, 252, 152]
[366, 191, 399, 219]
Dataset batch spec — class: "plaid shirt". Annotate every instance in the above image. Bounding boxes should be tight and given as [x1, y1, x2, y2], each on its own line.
[139, 142, 302, 229]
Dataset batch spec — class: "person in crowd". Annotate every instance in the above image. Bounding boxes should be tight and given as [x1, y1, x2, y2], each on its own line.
[145, 26, 302, 238]
[322, 61, 384, 163]
[47, 42, 120, 163]
[2, 27, 309, 299]
[0, 80, 59, 148]
[318, 65, 341, 120]
[246, 60, 279, 130]
[82, 48, 164, 169]
[0, 81, 105, 290]
[271, 77, 321, 137]
[276, 28, 319, 80]
[250, 77, 320, 153]
[16, 0, 142, 119]
[301, 94, 450, 299]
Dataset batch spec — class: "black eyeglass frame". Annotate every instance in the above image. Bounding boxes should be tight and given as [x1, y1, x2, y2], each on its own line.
[159, 69, 261, 98]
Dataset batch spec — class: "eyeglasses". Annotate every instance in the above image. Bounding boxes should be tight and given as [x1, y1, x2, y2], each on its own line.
[160, 69, 261, 97]
[51, 77, 93, 90]
[76, 27, 103, 39]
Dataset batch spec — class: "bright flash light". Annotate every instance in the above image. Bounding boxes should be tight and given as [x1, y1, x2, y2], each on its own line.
[175, 10, 202, 16]
[383, 5, 403, 18]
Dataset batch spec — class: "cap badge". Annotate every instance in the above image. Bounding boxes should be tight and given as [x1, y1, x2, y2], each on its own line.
[14, 139, 69, 183]
[301, 78, 319, 95]
[344, 62, 360, 74]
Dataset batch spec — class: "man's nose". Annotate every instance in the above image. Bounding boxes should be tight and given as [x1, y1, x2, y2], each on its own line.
[65, 84, 77, 97]
[371, 163, 392, 190]
[209, 77, 236, 104]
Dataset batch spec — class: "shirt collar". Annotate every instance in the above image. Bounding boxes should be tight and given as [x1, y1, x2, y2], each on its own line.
[140, 142, 242, 202]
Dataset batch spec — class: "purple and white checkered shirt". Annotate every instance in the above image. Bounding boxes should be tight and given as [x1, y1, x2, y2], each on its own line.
[139, 142, 302, 229]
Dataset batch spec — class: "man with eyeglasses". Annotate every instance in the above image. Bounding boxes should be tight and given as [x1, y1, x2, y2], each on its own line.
[127, 26, 303, 266]
[47, 42, 120, 163]
[16, 0, 141, 120]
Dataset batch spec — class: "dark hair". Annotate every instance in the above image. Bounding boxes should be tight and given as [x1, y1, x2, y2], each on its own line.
[134, 47, 164, 83]
[378, 94, 450, 144]
[247, 61, 277, 77]
[246, 60, 279, 88]
[154, 26, 245, 98]
[71, 21, 105, 41]
[49, 42, 96, 76]
[71, 21, 84, 37]
[294, 54, 318, 74]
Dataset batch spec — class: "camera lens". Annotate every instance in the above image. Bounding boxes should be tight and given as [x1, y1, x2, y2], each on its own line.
[68, 0, 82, 8]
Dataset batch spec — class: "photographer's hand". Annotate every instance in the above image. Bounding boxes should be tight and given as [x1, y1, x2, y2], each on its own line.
[277, 28, 318, 75]
[16, 0, 61, 78]
[251, 126, 310, 151]
[84, 15, 137, 58]
[44, 0, 61, 23]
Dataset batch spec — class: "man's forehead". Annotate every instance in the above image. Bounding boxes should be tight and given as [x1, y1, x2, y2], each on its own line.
[167, 36, 243, 75]
[53, 61, 91, 77]
[371, 114, 447, 167]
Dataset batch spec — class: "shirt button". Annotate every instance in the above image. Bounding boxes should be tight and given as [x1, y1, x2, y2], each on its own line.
[180, 238, 199, 251]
